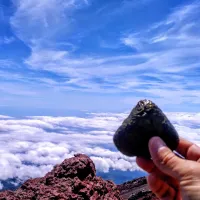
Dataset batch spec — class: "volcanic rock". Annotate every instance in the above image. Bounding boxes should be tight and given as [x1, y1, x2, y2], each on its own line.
[0, 154, 158, 200]
[118, 177, 159, 200]
[113, 99, 179, 157]
[0, 154, 121, 200]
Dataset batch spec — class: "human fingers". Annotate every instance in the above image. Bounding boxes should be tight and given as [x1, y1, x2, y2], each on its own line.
[136, 157, 155, 173]
[176, 138, 200, 162]
[147, 174, 179, 200]
[149, 137, 187, 180]
[136, 157, 179, 189]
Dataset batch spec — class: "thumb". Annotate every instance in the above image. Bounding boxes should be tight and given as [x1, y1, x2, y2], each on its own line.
[149, 137, 187, 180]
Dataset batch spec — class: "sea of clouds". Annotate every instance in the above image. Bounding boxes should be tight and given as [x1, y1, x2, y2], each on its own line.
[0, 112, 200, 190]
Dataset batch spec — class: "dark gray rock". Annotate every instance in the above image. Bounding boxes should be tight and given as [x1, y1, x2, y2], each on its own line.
[113, 100, 179, 157]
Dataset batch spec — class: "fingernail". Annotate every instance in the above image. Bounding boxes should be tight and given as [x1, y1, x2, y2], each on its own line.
[149, 137, 167, 154]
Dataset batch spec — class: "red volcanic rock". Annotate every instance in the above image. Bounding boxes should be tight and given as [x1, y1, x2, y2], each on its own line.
[0, 154, 121, 200]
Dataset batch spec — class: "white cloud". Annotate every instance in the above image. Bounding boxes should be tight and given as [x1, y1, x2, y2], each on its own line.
[115, 1, 200, 106]
[25, 49, 153, 77]
[0, 60, 18, 69]
[0, 82, 38, 96]
[11, 0, 88, 47]
[122, 1, 200, 49]
[167, 1, 200, 24]
[9, 0, 161, 95]
[83, 0, 89, 5]
[107, 0, 155, 16]
[1, 112, 200, 189]
[0, 37, 15, 45]
[0, 182, 3, 190]
[121, 35, 143, 50]
[24, 46, 200, 101]
[0, 152, 22, 180]
[0, 115, 13, 119]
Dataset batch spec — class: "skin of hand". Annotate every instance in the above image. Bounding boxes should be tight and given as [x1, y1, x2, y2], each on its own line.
[136, 137, 200, 200]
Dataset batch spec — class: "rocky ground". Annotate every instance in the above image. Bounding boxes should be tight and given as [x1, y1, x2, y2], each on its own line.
[0, 154, 158, 200]
[118, 178, 158, 200]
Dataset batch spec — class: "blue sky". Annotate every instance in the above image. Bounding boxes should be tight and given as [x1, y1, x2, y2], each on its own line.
[1, 0, 200, 115]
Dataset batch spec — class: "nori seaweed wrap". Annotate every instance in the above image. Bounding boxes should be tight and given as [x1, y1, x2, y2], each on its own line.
[113, 100, 179, 158]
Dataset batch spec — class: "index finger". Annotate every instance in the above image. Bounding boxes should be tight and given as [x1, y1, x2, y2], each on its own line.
[176, 137, 200, 161]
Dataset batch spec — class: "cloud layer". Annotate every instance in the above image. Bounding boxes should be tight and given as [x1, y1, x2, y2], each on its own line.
[1, 111, 200, 189]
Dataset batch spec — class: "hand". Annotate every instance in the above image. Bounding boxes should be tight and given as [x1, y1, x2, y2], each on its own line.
[136, 137, 200, 200]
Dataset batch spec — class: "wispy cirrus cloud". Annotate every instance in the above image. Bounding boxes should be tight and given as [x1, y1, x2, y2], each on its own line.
[118, 1, 200, 108]
[122, 1, 200, 49]
[1, 0, 200, 112]
[0, 37, 15, 45]
[11, 0, 89, 47]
